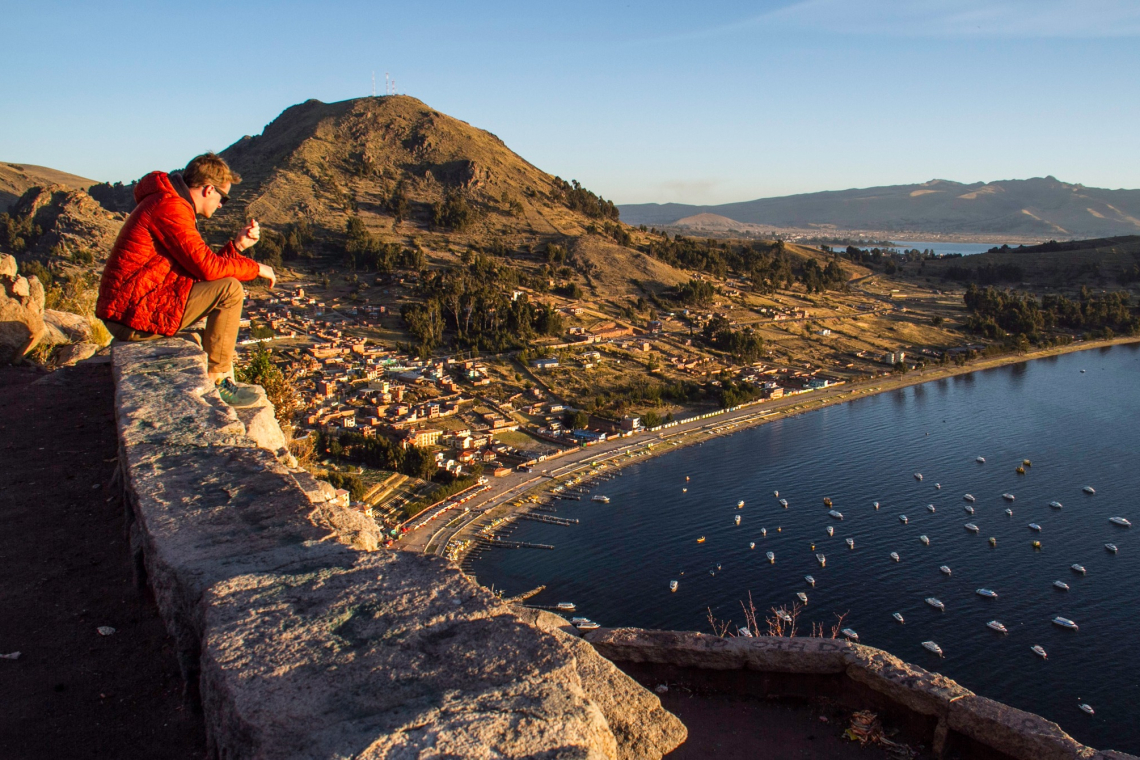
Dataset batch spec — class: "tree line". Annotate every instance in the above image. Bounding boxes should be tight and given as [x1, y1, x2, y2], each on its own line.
[964, 284, 1139, 342]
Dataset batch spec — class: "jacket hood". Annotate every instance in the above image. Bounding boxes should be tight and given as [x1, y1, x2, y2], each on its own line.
[134, 171, 174, 204]
[134, 171, 196, 213]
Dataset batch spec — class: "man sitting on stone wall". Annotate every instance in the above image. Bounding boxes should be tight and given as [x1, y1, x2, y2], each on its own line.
[96, 153, 273, 406]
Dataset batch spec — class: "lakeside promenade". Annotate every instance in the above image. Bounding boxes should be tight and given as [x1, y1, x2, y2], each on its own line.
[398, 335, 1140, 559]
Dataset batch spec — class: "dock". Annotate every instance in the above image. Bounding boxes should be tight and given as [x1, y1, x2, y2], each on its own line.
[479, 537, 555, 550]
[519, 513, 579, 526]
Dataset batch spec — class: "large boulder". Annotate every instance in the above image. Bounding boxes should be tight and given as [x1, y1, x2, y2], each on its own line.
[42, 308, 94, 345]
[0, 255, 46, 363]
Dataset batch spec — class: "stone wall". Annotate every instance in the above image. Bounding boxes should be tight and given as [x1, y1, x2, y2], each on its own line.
[586, 628, 1137, 760]
[112, 338, 686, 759]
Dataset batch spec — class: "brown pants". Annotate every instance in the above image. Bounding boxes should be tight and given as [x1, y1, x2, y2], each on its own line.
[105, 277, 245, 375]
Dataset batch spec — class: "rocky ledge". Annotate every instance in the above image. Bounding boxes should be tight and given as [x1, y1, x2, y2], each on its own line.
[587, 628, 1137, 760]
[113, 338, 685, 759]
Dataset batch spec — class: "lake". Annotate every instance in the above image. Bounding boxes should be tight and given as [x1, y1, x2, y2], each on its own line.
[891, 240, 1006, 256]
[468, 344, 1140, 754]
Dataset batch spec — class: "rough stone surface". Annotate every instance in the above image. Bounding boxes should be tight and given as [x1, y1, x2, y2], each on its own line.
[54, 341, 99, 366]
[586, 628, 851, 674]
[230, 381, 289, 459]
[0, 253, 16, 278]
[43, 308, 94, 343]
[113, 340, 253, 449]
[1, 268, 45, 362]
[112, 336, 685, 759]
[200, 554, 623, 759]
[843, 644, 973, 717]
[948, 695, 1090, 760]
[520, 611, 688, 760]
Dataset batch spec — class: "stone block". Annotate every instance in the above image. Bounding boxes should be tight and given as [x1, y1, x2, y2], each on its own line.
[55, 341, 99, 366]
[518, 609, 687, 760]
[290, 469, 337, 504]
[587, 628, 747, 670]
[43, 308, 93, 342]
[229, 381, 289, 459]
[0, 270, 45, 362]
[200, 552, 621, 759]
[844, 644, 972, 717]
[0, 253, 16, 278]
[947, 695, 1089, 760]
[123, 443, 357, 678]
[113, 340, 252, 449]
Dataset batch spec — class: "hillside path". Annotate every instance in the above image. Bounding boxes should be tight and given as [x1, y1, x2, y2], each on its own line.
[0, 363, 206, 759]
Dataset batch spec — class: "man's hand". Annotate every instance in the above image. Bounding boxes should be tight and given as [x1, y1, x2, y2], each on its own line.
[258, 263, 276, 289]
[235, 219, 260, 252]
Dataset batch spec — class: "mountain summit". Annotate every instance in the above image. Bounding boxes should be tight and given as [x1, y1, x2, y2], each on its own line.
[620, 177, 1140, 238]
[219, 95, 619, 243]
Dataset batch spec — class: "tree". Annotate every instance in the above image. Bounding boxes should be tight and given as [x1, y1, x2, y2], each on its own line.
[235, 343, 298, 428]
[568, 410, 589, 429]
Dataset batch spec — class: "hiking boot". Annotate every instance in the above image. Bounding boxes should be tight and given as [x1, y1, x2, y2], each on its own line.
[215, 377, 261, 407]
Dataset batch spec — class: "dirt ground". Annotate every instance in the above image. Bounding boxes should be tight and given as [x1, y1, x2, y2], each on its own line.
[0, 363, 206, 759]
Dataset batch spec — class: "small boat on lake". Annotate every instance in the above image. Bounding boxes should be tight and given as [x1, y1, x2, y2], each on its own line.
[935, 483, 941, 490]
[842, 628, 859, 641]
[1028, 523, 1042, 532]
[1083, 486, 1096, 495]
[989, 537, 996, 546]
[1032, 540, 1042, 549]
[823, 497, 832, 507]
[734, 515, 741, 526]
[696, 536, 706, 543]
[1054, 580, 1070, 590]
[926, 597, 945, 611]
[805, 575, 815, 586]
[572, 618, 600, 631]
[919, 535, 930, 546]
[914, 473, 923, 481]
[1049, 501, 1063, 509]
[890, 551, 900, 562]
[893, 612, 905, 623]
[556, 602, 576, 611]
[1080, 703, 1095, 715]
[976, 588, 998, 598]
[749, 542, 755, 549]
[591, 495, 610, 503]
[1016, 466, 1025, 475]
[773, 490, 779, 497]
[738, 627, 753, 637]
[761, 528, 767, 536]
[779, 499, 789, 508]
[1003, 493, 1016, 501]
[826, 526, 834, 536]
[922, 641, 943, 657]
[738, 500, 745, 508]
[977, 456, 986, 463]
[1071, 564, 1086, 574]
[1005, 508, 1013, 516]
[964, 505, 975, 514]
[964, 494, 976, 502]
[873, 501, 880, 509]
[1109, 517, 1132, 527]
[816, 554, 826, 567]
[682, 488, 687, 493]
[797, 592, 808, 603]
[1106, 543, 1118, 553]
[828, 510, 844, 520]
[846, 538, 854, 549]
[1032, 645, 1048, 659]
[987, 620, 1009, 634]
[927, 504, 936, 513]
[1052, 616, 1079, 630]
[767, 551, 775, 564]
[965, 523, 980, 533]
[1023, 459, 1032, 467]
[669, 580, 678, 592]
[940, 565, 952, 575]
[900, 515, 908, 524]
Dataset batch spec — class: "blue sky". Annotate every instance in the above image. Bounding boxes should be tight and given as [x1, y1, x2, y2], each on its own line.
[3, 0, 1138, 204]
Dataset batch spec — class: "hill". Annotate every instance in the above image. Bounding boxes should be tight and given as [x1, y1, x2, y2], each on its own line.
[620, 177, 1140, 239]
[1, 163, 96, 212]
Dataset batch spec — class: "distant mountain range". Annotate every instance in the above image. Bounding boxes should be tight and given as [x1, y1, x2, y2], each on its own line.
[619, 177, 1140, 239]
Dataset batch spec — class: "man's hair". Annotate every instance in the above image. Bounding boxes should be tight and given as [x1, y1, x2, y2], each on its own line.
[183, 152, 241, 188]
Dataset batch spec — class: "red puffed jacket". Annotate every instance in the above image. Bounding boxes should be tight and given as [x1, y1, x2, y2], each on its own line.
[96, 171, 260, 336]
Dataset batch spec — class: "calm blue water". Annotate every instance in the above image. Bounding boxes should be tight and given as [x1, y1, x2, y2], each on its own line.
[891, 240, 1005, 256]
[469, 344, 1140, 753]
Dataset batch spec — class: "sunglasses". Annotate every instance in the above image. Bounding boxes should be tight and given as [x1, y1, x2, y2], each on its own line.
[211, 185, 230, 205]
